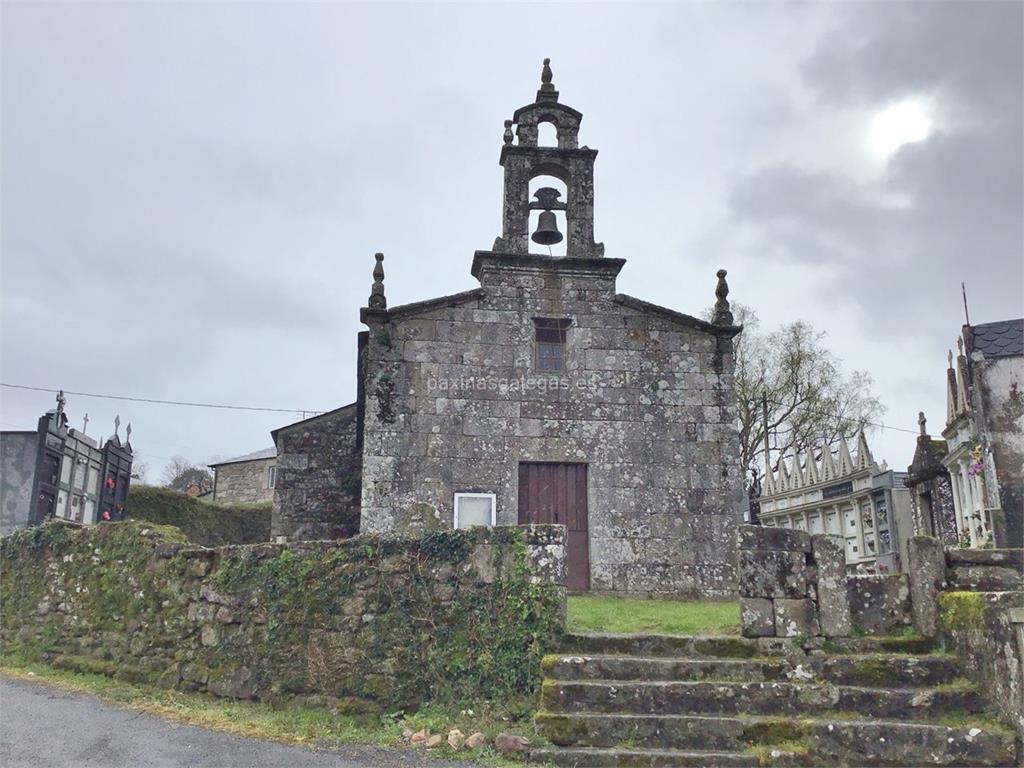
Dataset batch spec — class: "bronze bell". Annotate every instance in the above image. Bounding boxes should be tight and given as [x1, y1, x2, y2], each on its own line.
[532, 210, 563, 246]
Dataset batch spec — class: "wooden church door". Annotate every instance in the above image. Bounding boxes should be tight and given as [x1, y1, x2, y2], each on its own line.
[518, 462, 590, 591]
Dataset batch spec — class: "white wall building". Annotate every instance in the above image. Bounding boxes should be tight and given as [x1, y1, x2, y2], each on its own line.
[757, 431, 912, 573]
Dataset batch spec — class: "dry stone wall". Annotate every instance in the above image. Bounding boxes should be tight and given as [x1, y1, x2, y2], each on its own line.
[272, 405, 361, 541]
[1, 520, 566, 709]
[738, 524, 910, 638]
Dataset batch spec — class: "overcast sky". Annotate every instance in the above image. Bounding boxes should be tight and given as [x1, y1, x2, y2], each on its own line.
[2, 1, 1021, 482]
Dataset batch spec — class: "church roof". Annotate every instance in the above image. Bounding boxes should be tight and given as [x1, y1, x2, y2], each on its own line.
[970, 319, 1024, 359]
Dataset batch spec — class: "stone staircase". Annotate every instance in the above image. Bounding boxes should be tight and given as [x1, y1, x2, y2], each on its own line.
[531, 633, 1020, 767]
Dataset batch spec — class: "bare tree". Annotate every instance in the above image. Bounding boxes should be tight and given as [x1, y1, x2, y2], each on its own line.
[711, 304, 884, 479]
[161, 456, 214, 495]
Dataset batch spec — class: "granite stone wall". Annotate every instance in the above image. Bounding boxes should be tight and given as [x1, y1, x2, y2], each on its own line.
[213, 458, 275, 504]
[1, 520, 566, 709]
[359, 253, 743, 597]
[738, 525, 910, 638]
[931, 547, 1024, 738]
[272, 404, 361, 541]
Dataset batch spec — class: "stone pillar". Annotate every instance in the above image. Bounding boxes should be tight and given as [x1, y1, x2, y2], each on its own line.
[812, 534, 851, 637]
[737, 525, 817, 638]
[906, 536, 945, 637]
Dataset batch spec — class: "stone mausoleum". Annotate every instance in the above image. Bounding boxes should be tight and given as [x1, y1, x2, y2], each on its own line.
[907, 318, 1023, 549]
[273, 61, 745, 596]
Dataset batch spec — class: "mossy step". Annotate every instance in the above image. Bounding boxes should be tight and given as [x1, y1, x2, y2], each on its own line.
[559, 633, 941, 658]
[541, 679, 984, 721]
[559, 634, 760, 658]
[818, 653, 961, 687]
[541, 653, 961, 687]
[946, 565, 1023, 592]
[534, 712, 1016, 766]
[813, 635, 940, 655]
[542, 654, 794, 683]
[528, 746, 760, 767]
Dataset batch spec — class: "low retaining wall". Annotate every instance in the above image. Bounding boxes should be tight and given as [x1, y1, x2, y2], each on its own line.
[906, 541, 1024, 738]
[0, 520, 566, 709]
[738, 525, 910, 638]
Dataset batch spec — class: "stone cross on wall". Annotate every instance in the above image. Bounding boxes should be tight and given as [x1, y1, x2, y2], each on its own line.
[918, 411, 927, 435]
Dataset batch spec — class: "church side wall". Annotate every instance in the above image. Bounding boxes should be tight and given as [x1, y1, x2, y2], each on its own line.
[359, 263, 743, 597]
[273, 406, 361, 541]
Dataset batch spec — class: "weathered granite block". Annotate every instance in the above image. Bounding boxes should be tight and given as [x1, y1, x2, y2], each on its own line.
[812, 534, 851, 637]
[774, 598, 819, 637]
[738, 524, 811, 553]
[946, 565, 1023, 592]
[907, 536, 944, 637]
[848, 574, 911, 634]
[945, 548, 1024, 568]
[739, 549, 808, 599]
[740, 597, 775, 638]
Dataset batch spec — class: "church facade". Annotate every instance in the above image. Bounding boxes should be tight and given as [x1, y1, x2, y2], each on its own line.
[273, 61, 744, 596]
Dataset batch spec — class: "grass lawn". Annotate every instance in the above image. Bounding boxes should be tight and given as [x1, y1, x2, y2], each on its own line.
[567, 595, 740, 635]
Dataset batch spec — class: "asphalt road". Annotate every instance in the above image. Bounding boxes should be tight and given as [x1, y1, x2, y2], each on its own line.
[0, 675, 483, 768]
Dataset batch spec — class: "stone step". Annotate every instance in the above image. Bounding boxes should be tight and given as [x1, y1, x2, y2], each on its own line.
[559, 633, 761, 658]
[540, 680, 984, 720]
[542, 652, 960, 687]
[528, 746, 760, 767]
[533, 712, 1017, 766]
[946, 548, 1024, 568]
[542, 654, 794, 683]
[560, 632, 941, 658]
[946, 564, 1024, 592]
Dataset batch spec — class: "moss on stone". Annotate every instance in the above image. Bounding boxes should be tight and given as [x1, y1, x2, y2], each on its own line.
[1, 519, 563, 713]
[938, 591, 987, 632]
[743, 717, 808, 744]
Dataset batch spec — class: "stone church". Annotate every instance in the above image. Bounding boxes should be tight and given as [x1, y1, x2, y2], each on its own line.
[272, 61, 744, 596]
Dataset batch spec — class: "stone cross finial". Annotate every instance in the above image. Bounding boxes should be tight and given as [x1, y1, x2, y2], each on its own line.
[368, 252, 387, 309]
[82, 413, 89, 434]
[56, 389, 66, 415]
[503, 119, 514, 145]
[540, 58, 554, 91]
[712, 269, 734, 326]
[918, 411, 927, 435]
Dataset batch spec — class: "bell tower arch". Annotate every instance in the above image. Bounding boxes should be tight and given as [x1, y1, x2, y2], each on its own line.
[492, 59, 604, 259]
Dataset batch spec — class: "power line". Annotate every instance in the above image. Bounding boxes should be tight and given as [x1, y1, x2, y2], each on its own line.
[763, 396, 920, 435]
[1, 383, 324, 416]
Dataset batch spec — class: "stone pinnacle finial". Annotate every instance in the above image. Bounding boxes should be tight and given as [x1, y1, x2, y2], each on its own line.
[368, 252, 387, 310]
[114, 414, 120, 438]
[918, 411, 927, 435]
[503, 119, 514, 145]
[126, 422, 132, 444]
[541, 58, 553, 89]
[55, 389, 66, 416]
[956, 336, 964, 356]
[712, 269, 734, 326]
[948, 349, 954, 368]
